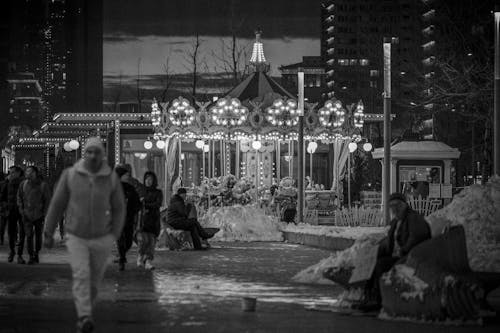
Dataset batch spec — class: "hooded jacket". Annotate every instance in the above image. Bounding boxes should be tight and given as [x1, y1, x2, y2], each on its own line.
[1, 176, 23, 213]
[166, 194, 188, 227]
[140, 172, 163, 236]
[386, 207, 431, 257]
[17, 178, 51, 221]
[44, 159, 126, 239]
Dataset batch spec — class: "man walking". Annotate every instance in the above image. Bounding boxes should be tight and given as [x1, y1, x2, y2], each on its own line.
[44, 137, 125, 333]
[17, 166, 51, 264]
[1, 166, 25, 263]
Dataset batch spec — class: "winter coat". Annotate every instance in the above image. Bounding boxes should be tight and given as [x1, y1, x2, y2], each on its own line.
[17, 179, 51, 222]
[44, 159, 126, 240]
[385, 208, 431, 257]
[1, 177, 23, 214]
[121, 181, 141, 231]
[166, 194, 189, 227]
[140, 186, 162, 236]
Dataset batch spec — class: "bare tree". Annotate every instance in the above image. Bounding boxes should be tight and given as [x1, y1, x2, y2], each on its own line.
[159, 54, 174, 103]
[212, 0, 249, 85]
[183, 34, 203, 101]
[111, 71, 123, 113]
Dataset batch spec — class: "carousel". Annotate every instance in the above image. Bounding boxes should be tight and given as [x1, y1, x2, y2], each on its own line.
[147, 31, 387, 231]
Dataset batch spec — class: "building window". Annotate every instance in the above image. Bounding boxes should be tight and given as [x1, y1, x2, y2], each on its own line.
[360, 59, 369, 66]
[338, 59, 349, 66]
[370, 70, 379, 77]
[349, 59, 358, 65]
[370, 81, 377, 88]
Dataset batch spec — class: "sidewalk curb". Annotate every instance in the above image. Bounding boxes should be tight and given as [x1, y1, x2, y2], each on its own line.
[282, 231, 354, 251]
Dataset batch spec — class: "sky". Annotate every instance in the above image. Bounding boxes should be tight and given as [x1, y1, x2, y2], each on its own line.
[103, 0, 323, 99]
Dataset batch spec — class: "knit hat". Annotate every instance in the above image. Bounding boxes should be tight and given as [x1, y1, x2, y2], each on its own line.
[389, 192, 407, 203]
[84, 137, 105, 153]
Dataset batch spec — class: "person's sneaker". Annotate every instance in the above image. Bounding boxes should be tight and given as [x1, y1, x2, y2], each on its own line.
[136, 256, 144, 268]
[28, 256, 36, 265]
[17, 256, 26, 264]
[76, 316, 94, 333]
[144, 260, 155, 270]
[7, 252, 14, 263]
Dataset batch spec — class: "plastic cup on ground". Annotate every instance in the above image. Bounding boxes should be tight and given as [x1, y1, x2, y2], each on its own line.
[241, 297, 257, 312]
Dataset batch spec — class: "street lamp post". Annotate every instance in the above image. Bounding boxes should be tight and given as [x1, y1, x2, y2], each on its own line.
[383, 37, 393, 224]
[494, 6, 500, 175]
[297, 69, 305, 223]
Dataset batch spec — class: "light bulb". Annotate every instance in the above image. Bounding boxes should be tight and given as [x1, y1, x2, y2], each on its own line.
[348, 142, 357, 153]
[144, 140, 153, 150]
[363, 142, 373, 152]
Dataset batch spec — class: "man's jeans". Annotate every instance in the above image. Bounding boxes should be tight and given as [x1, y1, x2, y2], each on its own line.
[24, 217, 44, 257]
[66, 233, 114, 318]
[7, 210, 24, 256]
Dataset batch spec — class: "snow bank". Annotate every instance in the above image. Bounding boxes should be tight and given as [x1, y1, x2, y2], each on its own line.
[426, 176, 500, 272]
[200, 205, 283, 242]
[291, 233, 386, 285]
[283, 224, 387, 240]
[381, 265, 429, 302]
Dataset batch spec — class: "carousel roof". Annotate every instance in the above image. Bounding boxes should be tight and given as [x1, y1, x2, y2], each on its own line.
[223, 30, 294, 106]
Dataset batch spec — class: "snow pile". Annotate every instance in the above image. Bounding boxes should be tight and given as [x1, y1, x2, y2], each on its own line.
[200, 205, 283, 242]
[381, 265, 429, 301]
[292, 233, 386, 285]
[426, 176, 500, 272]
[283, 224, 387, 240]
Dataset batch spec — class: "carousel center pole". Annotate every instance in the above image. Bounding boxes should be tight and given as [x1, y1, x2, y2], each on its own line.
[297, 69, 305, 224]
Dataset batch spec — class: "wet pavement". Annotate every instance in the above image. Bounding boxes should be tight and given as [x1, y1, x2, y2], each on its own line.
[1, 241, 499, 332]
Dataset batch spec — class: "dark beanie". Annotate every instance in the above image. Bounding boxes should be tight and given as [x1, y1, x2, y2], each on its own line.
[115, 166, 128, 178]
[389, 192, 407, 203]
[177, 188, 187, 195]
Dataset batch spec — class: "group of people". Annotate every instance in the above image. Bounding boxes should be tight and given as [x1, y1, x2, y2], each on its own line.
[0, 165, 51, 265]
[0, 137, 214, 333]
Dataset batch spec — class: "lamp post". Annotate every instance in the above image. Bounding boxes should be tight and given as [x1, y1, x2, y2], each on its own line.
[297, 69, 305, 223]
[382, 37, 393, 224]
[494, 6, 500, 175]
[307, 141, 318, 182]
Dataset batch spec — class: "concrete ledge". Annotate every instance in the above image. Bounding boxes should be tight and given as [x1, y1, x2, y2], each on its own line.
[283, 231, 355, 251]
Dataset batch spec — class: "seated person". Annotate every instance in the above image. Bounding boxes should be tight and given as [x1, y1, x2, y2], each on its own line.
[167, 188, 216, 250]
[364, 192, 431, 308]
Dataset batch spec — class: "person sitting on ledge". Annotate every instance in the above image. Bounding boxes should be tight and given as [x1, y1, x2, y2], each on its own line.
[363, 192, 431, 310]
[167, 188, 217, 250]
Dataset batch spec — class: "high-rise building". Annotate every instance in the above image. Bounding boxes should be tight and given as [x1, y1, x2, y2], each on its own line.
[43, 0, 68, 121]
[320, 0, 424, 136]
[279, 56, 325, 103]
[65, 0, 103, 114]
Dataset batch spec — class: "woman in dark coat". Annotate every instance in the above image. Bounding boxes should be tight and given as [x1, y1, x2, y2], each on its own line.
[137, 171, 162, 270]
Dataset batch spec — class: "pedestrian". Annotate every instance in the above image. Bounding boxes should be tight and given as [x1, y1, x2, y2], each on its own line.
[43, 137, 125, 333]
[0, 172, 7, 245]
[1, 166, 25, 263]
[167, 188, 217, 250]
[17, 166, 51, 264]
[114, 165, 141, 271]
[137, 171, 162, 270]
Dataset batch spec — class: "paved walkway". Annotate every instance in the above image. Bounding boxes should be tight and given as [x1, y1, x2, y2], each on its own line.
[0, 242, 499, 332]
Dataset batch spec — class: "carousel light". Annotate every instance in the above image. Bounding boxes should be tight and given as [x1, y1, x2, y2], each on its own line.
[144, 140, 153, 150]
[363, 142, 373, 152]
[348, 142, 358, 153]
[69, 139, 80, 150]
[354, 100, 365, 128]
[156, 140, 166, 149]
[195, 140, 205, 149]
[319, 99, 345, 128]
[252, 140, 262, 150]
[203, 144, 210, 153]
[307, 141, 318, 154]
[63, 142, 72, 152]
[168, 97, 195, 128]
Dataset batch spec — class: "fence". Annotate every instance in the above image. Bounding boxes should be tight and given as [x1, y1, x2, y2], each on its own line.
[333, 207, 385, 227]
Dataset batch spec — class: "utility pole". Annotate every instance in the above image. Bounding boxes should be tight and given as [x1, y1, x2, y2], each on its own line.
[383, 37, 392, 224]
[494, 7, 500, 175]
[297, 69, 305, 223]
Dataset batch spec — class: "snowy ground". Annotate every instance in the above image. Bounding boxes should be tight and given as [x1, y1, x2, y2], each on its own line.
[282, 224, 388, 240]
